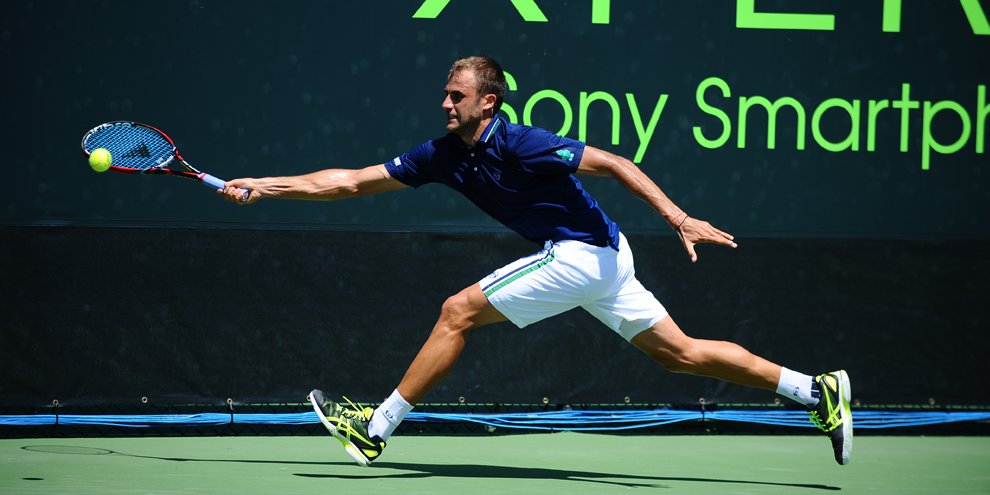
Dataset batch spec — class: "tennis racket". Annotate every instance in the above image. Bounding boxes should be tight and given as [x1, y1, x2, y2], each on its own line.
[81, 121, 248, 199]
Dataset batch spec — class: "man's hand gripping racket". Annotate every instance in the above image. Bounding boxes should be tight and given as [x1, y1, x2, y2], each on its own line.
[81, 121, 249, 200]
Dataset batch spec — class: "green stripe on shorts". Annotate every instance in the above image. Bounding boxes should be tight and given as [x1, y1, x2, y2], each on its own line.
[483, 249, 556, 298]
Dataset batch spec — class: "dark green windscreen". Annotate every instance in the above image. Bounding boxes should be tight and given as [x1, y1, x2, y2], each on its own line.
[4, 1, 988, 238]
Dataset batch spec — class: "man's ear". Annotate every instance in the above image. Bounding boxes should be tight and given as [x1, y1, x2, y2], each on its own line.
[482, 93, 497, 111]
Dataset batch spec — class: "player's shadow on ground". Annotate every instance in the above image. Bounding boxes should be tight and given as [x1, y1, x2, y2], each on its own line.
[20, 445, 839, 491]
[296, 461, 841, 490]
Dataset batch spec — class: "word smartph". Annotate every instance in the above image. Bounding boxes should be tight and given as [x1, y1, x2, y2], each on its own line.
[694, 78, 989, 171]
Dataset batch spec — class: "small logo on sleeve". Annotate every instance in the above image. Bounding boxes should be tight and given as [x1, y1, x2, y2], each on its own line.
[556, 149, 575, 162]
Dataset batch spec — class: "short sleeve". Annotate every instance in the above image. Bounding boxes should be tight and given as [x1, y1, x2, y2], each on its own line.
[384, 140, 436, 188]
[510, 126, 586, 175]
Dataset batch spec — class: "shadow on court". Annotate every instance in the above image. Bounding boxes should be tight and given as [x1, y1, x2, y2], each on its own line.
[21, 445, 840, 491]
[21, 445, 327, 466]
[298, 462, 841, 490]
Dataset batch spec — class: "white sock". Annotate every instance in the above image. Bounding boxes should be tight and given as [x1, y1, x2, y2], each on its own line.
[368, 389, 413, 441]
[776, 367, 819, 407]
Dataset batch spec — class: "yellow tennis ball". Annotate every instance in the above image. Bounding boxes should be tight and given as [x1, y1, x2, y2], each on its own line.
[89, 148, 112, 172]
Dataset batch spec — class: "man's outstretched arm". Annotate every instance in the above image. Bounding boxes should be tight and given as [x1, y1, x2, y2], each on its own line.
[218, 164, 407, 204]
[576, 146, 736, 262]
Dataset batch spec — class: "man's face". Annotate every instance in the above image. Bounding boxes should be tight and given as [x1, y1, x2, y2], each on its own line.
[442, 69, 489, 136]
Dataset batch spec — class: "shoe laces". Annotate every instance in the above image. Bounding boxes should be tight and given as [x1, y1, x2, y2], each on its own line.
[809, 410, 829, 432]
[809, 380, 841, 433]
[340, 396, 374, 422]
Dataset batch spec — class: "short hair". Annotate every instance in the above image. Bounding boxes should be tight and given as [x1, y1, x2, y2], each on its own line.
[448, 55, 507, 112]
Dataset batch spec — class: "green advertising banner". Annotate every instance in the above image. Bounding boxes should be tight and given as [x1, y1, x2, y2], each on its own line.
[3, 0, 988, 238]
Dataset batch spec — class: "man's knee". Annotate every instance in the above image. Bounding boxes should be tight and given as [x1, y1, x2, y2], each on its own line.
[436, 292, 476, 333]
[434, 284, 506, 335]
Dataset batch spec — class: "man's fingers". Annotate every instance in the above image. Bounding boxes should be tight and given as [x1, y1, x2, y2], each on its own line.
[713, 226, 734, 241]
[218, 183, 250, 204]
[676, 217, 737, 261]
[714, 228, 738, 248]
[711, 231, 738, 248]
[696, 223, 737, 248]
[684, 240, 698, 263]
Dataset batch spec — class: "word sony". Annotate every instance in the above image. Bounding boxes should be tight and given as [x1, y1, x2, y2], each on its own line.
[500, 72, 667, 164]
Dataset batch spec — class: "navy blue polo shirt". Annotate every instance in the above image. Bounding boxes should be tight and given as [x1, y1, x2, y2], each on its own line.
[385, 115, 621, 249]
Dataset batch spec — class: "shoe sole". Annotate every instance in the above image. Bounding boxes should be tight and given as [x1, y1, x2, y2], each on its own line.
[835, 370, 853, 465]
[307, 392, 371, 467]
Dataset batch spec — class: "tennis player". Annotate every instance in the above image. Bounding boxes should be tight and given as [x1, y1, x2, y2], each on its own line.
[220, 56, 853, 466]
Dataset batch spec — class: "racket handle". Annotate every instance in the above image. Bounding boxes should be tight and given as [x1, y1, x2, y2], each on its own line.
[201, 173, 226, 190]
[201, 174, 250, 201]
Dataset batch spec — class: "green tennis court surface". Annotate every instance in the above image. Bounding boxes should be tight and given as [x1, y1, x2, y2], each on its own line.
[2, 433, 988, 494]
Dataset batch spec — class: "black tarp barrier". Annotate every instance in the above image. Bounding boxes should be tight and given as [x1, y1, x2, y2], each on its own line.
[3, 226, 987, 407]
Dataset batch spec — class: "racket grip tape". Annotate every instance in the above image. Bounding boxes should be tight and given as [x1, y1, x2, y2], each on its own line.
[200, 174, 226, 189]
[200, 174, 250, 201]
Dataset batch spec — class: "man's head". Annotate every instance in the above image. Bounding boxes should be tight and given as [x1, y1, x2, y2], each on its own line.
[448, 56, 506, 112]
[443, 56, 507, 142]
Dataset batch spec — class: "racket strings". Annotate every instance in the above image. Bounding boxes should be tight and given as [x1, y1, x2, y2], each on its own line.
[85, 125, 173, 171]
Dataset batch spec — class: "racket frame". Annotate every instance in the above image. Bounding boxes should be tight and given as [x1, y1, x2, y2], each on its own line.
[81, 121, 230, 191]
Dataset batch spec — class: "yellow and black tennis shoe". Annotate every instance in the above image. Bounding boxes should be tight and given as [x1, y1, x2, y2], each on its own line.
[809, 370, 853, 465]
[308, 389, 386, 466]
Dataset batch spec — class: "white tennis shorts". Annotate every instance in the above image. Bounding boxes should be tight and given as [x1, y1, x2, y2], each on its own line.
[479, 233, 668, 341]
